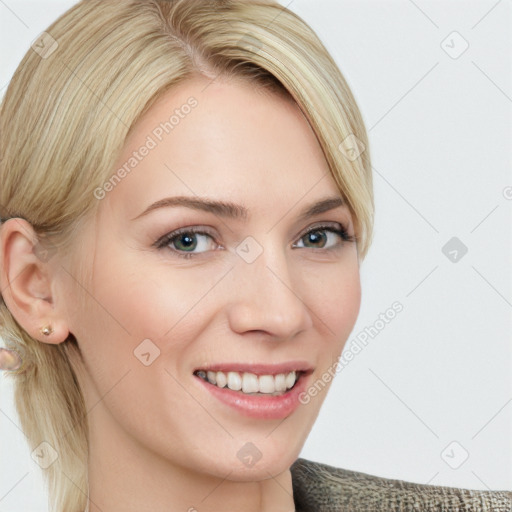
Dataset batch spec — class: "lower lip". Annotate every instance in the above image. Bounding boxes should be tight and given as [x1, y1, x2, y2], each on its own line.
[194, 372, 310, 420]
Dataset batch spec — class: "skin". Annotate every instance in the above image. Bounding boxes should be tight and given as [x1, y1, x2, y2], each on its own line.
[0, 75, 361, 512]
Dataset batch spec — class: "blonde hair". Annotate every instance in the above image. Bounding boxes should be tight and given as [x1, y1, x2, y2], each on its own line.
[0, 0, 374, 510]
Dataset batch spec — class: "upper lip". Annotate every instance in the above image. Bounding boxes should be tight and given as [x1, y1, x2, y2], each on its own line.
[193, 361, 314, 376]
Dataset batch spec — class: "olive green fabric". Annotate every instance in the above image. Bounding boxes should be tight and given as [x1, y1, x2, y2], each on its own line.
[291, 457, 512, 511]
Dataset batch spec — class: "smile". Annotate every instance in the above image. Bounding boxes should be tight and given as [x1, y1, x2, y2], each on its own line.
[192, 363, 314, 419]
[194, 369, 301, 396]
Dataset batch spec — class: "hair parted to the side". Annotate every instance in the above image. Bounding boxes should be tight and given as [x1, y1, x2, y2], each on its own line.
[0, 0, 374, 510]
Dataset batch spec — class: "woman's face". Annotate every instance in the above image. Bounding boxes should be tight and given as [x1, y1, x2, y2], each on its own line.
[63, 75, 361, 480]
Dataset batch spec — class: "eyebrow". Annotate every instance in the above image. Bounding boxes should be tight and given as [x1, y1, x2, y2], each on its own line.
[131, 195, 345, 222]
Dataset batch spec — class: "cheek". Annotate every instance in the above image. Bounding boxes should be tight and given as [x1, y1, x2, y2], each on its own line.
[309, 258, 361, 357]
[334, 268, 361, 331]
[66, 251, 217, 441]
[72, 245, 227, 411]
[88, 246, 217, 342]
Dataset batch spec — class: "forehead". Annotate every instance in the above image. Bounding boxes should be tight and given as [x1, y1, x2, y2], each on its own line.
[102, 76, 340, 220]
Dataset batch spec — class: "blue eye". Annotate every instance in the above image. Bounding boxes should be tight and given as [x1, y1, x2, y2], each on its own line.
[155, 224, 355, 260]
[155, 227, 217, 259]
[294, 225, 355, 250]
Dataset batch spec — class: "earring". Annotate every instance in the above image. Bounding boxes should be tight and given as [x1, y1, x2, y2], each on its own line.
[40, 324, 53, 336]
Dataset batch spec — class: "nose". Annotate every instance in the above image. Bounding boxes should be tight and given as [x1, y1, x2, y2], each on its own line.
[226, 243, 314, 340]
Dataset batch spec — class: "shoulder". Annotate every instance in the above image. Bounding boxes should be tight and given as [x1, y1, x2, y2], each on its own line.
[290, 457, 512, 512]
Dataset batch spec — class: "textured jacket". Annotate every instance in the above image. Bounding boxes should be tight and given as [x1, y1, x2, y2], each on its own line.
[290, 458, 512, 511]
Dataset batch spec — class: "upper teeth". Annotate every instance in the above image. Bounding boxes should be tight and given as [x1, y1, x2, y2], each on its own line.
[195, 370, 298, 395]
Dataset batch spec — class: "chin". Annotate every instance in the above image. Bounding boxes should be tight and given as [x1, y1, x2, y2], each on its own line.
[224, 459, 294, 482]
[194, 440, 301, 481]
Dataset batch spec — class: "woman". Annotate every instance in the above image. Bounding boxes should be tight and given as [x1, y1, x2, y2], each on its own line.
[0, 1, 510, 511]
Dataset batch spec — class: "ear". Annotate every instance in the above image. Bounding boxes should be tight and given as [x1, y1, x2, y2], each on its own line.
[0, 218, 69, 344]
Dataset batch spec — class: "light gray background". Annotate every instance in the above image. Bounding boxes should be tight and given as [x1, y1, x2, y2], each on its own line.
[1, 1, 511, 510]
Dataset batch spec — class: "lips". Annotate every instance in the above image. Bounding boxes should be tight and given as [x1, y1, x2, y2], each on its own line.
[193, 365, 314, 419]
[192, 362, 314, 397]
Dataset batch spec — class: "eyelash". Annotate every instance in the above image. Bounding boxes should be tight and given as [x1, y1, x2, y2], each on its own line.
[154, 223, 356, 260]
